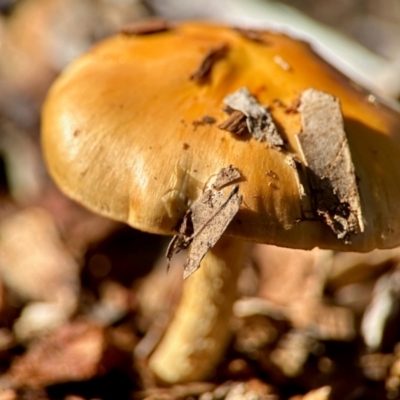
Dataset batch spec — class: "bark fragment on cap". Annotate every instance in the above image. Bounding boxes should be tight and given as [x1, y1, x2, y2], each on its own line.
[296, 88, 364, 242]
[166, 167, 242, 279]
[212, 165, 242, 190]
[190, 44, 229, 84]
[218, 109, 248, 136]
[222, 87, 284, 147]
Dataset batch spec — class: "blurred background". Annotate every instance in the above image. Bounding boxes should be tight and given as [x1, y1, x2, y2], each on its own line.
[0, 1, 400, 400]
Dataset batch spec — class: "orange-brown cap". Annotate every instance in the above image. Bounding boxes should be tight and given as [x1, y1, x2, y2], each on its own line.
[41, 22, 400, 252]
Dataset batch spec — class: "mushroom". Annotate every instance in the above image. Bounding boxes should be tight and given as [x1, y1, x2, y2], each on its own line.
[41, 22, 400, 383]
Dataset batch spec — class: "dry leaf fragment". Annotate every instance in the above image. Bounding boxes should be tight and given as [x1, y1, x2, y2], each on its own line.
[212, 165, 242, 190]
[190, 44, 229, 83]
[184, 187, 241, 279]
[223, 87, 284, 147]
[8, 321, 124, 388]
[218, 110, 248, 136]
[181, 186, 241, 279]
[296, 88, 363, 242]
[167, 168, 242, 279]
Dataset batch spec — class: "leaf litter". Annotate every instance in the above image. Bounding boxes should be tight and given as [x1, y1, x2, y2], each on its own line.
[220, 87, 284, 147]
[217, 86, 364, 244]
[166, 167, 242, 279]
[218, 109, 249, 136]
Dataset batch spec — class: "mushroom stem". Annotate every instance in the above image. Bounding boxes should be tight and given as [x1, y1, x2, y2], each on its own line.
[149, 235, 248, 383]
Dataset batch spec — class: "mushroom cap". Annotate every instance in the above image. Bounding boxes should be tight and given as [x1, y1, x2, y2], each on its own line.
[42, 22, 400, 252]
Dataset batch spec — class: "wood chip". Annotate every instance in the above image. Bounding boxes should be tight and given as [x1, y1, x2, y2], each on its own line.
[223, 87, 284, 147]
[218, 110, 248, 136]
[190, 44, 229, 83]
[212, 166, 242, 190]
[296, 88, 363, 242]
[166, 168, 242, 279]
[119, 19, 170, 36]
